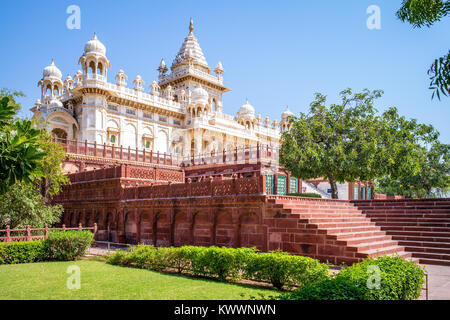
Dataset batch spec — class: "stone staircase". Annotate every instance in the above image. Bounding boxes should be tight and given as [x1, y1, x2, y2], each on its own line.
[265, 196, 413, 265]
[353, 199, 450, 266]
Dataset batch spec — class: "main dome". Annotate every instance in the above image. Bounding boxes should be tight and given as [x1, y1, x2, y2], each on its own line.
[43, 59, 62, 79]
[84, 32, 106, 56]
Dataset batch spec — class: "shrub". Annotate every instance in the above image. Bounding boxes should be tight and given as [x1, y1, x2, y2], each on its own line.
[280, 276, 363, 300]
[44, 230, 94, 261]
[106, 249, 133, 267]
[104, 245, 330, 289]
[128, 244, 156, 268]
[287, 193, 322, 198]
[0, 241, 46, 264]
[281, 255, 425, 300]
[337, 255, 425, 300]
[244, 250, 330, 289]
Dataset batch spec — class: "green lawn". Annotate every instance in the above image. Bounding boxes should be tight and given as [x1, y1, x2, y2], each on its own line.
[0, 260, 279, 300]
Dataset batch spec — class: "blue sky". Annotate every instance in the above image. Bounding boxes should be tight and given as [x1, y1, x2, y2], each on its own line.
[0, 0, 448, 142]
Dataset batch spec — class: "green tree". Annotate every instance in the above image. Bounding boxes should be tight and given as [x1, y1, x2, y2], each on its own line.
[0, 97, 46, 194]
[377, 142, 449, 198]
[0, 183, 63, 229]
[0, 89, 69, 228]
[396, 0, 450, 99]
[279, 89, 438, 199]
[33, 129, 70, 199]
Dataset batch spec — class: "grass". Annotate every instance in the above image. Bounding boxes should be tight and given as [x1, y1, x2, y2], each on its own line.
[0, 260, 280, 300]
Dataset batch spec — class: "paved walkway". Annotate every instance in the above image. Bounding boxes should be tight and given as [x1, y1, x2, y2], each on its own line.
[420, 264, 450, 300]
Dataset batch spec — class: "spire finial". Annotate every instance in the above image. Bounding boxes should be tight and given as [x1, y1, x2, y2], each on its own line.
[189, 18, 194, 33]
[51, 58, 54, 65]
[93, 32, 97, 40]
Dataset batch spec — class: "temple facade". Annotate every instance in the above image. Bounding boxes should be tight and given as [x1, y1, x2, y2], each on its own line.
[31, 20, 292, 159]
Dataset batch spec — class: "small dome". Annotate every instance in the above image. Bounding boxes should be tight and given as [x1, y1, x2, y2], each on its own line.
[238, 99, 255, 118]
[214, 61, 224, 74]
[43, 59, 62, 79]
[191, 85, 209, 104]
[48, 99, 63, 108]
[84, 32, 106, 56]
[281, 106, 294, 120]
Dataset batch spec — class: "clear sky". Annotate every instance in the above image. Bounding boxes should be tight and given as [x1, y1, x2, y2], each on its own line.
[0, 0, 448, 142]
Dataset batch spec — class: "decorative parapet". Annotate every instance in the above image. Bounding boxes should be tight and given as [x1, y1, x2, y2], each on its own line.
[56, 173, 266, 203]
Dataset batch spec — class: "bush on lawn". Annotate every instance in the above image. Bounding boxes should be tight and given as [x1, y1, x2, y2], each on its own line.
[0, 241, 46, 264]
[107, 245, 330, 289]
[337, 255, 425, 300]
[44, 230, 94, 261]
[244, 250, 330, 289]
[279, 255, 424, 300]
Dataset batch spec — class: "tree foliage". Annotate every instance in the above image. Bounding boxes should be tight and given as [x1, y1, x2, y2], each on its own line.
[0, 97, 46, 194]
[0, 88, 68, 228]
[0, 183, 63, 229]
[396, 0, 450, 100]
[396, 0, 450, 27]
[377, 142, 450, 198]
[279, 89, 438, 199]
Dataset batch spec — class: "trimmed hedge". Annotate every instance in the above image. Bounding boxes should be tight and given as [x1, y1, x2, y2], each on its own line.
[0, 230, 94, 264]
[107, 245, 330, 289]
[44, 230, 94, 261]
[244, 250, 330, 289]
[280, 255, 425, 300]
[0, 241, 46, 265]
[287, 193, 322, 198]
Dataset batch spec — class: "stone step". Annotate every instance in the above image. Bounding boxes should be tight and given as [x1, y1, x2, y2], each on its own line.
[322, 225, 381, 235]
[369, 217, 450, 222]
[306, 217, 371, 224]
[386, 230, 450, 238]
[412, 252, 450, 261]
[391, 235, 450, 243]
[375, 221, 450, 227]
[355, 204, 450, 209]
[310, 221, 375, 229]
[353, 200, 450, 206]
[380, 225, 450, 233]
[355, 245, 407, 258]
[348, 240, 399, 253]
[290, 212, 365, 219]
[330, 230, 387, 240]
[280, 204, 359, 210]
[282, 208, 361, 214]
[336, 235, 392, 246]
[357, 202, 450, 205]
[360, 208, 450, 214]
[403, 245, 450, 255]
[417, 258, 450, 266]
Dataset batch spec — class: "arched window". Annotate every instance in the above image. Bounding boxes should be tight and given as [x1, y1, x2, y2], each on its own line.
[88, 61, 96, 74]
[97, 62, 103, 75]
